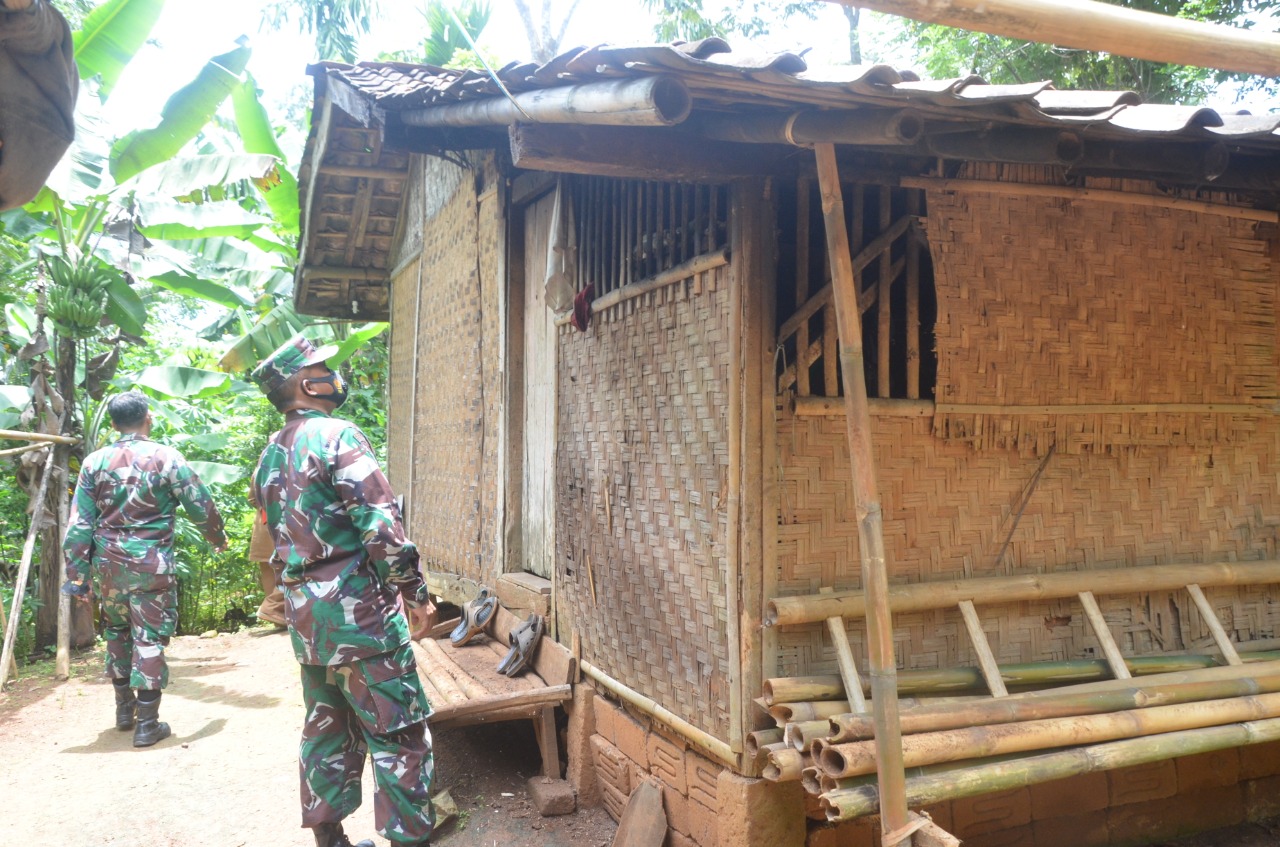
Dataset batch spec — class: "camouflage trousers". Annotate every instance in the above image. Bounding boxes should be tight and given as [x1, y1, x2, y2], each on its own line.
[298, 642, 435, 844]
[98, 564, 178, 690]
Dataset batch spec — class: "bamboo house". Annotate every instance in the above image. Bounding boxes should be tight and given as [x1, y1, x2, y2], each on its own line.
[291, 40, 1280, 846]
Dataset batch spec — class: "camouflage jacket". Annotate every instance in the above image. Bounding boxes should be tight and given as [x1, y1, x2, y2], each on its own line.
[251, 409, 427, 666]
[64, 433, 226, 581]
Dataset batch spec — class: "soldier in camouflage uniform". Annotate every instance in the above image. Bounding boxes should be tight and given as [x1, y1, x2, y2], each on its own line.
[62, 390, 227, 747]
[250, 335, 436, 847]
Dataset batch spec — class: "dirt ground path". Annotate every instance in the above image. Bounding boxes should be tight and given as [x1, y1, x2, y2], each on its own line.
[0, 627, 615, 847]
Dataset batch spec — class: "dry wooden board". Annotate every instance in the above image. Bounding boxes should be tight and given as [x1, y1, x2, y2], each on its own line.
[445, 636, 540, 694]
[611, 780, 667, 847]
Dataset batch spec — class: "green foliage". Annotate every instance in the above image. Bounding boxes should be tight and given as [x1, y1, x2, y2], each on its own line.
[639, 0, 816, 42]
[376, 0, 492, 67]
[898, 0, 1280, 104]
[261, 0, 379, 62]
[72, 0, 166, 101]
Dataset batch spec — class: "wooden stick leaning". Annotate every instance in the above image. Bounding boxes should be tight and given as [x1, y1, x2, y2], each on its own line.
[0, 428, 79, 445]
[820, 716, 1280, 821]
[829, 671, 1280, 742]
[819, 691, 1280, 779]
[0, 445, 54, 689]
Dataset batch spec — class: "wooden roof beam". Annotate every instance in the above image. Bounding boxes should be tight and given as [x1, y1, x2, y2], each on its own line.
[822, 0, 1280, 76]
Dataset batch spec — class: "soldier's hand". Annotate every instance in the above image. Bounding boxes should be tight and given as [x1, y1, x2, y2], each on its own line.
[60, 580, 91, 601]
[408, 601, 438, 640]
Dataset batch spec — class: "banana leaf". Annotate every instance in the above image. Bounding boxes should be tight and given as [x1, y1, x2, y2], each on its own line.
[133, 365, 230, 399]
[217, 299, 310, 372]
[187, 460, 245, 486]
[148, 270, 252, 309]
[110, 45, 252, 184]
[105, 275, 147, 336]
[73, 0, 166, 102]
[137, 199, 273, 240]
[327, 322, 387, 366]
[125, 153, 280, 201]
[4, 302, 37, 347]
[231, 73, 300, 233]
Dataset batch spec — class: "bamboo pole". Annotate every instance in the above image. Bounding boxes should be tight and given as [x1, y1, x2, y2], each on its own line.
[876, 186, 891, 399]
[767, 560, 1280, 627]
[829, 671, 1280, 742]
[820, 691, 1280, 778]
[0, 442, 51, 459]
[746, 727, 785, 759]
[0, 580, 16, 680]
[821, 716, 1280, 821]
[958, 600, 1008, 697]
[898, 177, 1280, 224]
[763, 746, 811, 781]
[419, 636, 491, 701]
[767, 652, 1280, 701]
[0, 445, 54, 689]
[1078, 591, 1131, 679]
[786, 719, 836, 752]
[581, 660, 736, 766]
[1186, 583, 1242, 666]
[0, 428, 78, 445]
[821, 0, 1280, 76]
[814, 141, 909, 834]
[770, 699, 853, 724]
[905, 191, 921, 400]
[54, 468, 70, 680]
[400, 77, 693, 129]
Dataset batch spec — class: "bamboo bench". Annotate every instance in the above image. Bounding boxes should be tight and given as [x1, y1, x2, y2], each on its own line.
[411, 605, 576, 778]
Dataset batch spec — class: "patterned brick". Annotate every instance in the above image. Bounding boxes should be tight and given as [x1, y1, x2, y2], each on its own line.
[687, 795, 719, 847]
[592, 694, 621, 747]
[1239, 739, 1280, 779]
[649, 730, 688, 793]
[960, 824, 1035, 847]
[615, 710, 650, 769]
[717, 772, 805, 847]
[591, 735, 631, 796]
[659, 780, 690, 837]
[1108, 759, 1177, 806]
[1029, 772, 1108, 820]
[1175, 748, 1240, 792]
[1108, 785, 1244, 845]
[686, 750, 720, 809]
[951, 787, 1031, 837]
[601, 781, 627, 823]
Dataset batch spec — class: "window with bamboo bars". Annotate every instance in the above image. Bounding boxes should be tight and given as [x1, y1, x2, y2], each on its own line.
[567, 176, 729, 298]
[776, 179, 937, 401]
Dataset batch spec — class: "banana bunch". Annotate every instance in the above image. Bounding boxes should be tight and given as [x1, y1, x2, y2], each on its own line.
[46, 255, 111, 339]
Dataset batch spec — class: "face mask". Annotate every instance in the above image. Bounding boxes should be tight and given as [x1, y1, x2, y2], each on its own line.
[304, 371, 348, 409]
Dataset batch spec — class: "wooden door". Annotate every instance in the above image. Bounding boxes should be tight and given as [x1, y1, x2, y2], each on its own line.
[521, 191, 557, 578]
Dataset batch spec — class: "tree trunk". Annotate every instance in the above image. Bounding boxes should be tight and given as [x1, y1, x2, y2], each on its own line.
[35, 335, 80, 649]
[841, 5, 861, 64]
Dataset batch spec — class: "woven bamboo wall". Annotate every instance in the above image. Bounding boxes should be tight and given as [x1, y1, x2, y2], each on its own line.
[775, 412, 1280, 677]
[401, 152, 502, 583]
[928, 166, 1276, 454]
[558, 267, 733, 741]
[776, 171, 1280, 678]
[387, 256, 418, 497]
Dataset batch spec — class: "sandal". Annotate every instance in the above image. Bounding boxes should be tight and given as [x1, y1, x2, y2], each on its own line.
[497, 613, 544, 676]
[449, 587, 497, 647]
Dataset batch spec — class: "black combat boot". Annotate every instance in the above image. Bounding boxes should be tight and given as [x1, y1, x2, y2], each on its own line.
[112, 680, 136, 731]
[132, 691, 171, 747]
[312, 821, 375, 847]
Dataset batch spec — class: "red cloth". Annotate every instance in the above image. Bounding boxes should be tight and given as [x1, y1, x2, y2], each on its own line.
[571, 283, 594, 332]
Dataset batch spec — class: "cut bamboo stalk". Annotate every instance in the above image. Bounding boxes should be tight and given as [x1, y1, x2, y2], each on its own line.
[746, 728, 785, 759]
[820, 716, 1280, 821]
[758, 740, 791, 769]
[1078, 591, 1131, 679]
[765, 675, 849, 705]
[0, 445, 53, 688]
[785, 719, 836, 753]
[815, 141, 908, 835]
[0, 428, 78, 445]
[763, 746, 811, 782]
[1186, 583, 1242, 666]
[802, 766, 825, 796]
[958, 600, 1008, 697]
[820, 691, 1280, 778]
[822, 0, 1280, 78]
[770, 700, 853, 724]
[767, 559, 1280, 627]
[898, 176, 1280, 224]
[829, 671, 1280, 742]
[55, 468, 70, 681]
[415, 664, 448, 710]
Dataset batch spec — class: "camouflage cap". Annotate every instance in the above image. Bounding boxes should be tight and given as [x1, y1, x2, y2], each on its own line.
[251, 334, 337, 395]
